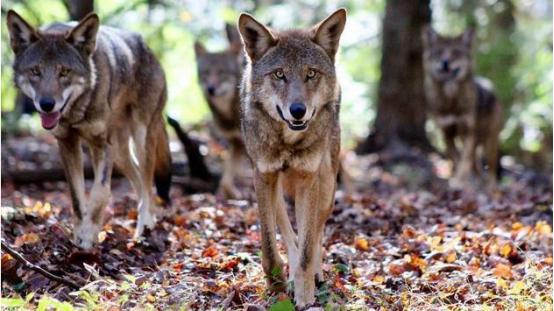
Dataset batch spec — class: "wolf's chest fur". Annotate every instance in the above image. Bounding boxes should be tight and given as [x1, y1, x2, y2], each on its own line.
[243, 103, 338, 174]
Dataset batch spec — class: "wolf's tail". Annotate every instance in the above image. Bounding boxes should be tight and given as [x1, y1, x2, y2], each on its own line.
[166, 116, 213, 181]
[153, 115, 172, 206]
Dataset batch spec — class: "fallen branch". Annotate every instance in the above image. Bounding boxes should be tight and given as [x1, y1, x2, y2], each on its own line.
[1, 240, 82, 289]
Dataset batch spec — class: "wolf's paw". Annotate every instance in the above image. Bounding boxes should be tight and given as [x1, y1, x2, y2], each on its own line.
[74, 221, 101, 249]
[134, 211, 156, 239]
[219, 184, 242, 200]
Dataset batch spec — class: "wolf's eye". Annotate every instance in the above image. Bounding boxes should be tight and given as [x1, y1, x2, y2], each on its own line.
[59, 68, 71, 78]
[273, 69, 285, 80]
[30, 67, 41, 77]
[307, 69, 318, 80]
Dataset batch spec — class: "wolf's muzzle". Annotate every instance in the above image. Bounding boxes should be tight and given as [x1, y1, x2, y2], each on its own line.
[276, 105, 315, 131]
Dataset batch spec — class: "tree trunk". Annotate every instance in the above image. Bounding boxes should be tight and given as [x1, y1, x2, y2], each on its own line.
[356, 0, 433, 155]
[65, 0, 94, 20]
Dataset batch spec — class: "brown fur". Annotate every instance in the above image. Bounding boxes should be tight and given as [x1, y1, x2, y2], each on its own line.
[194, 24, 247, 198]
[238, 9, 346, 307]
[422, 27, 502, 190]
[7, 10, 172, 248]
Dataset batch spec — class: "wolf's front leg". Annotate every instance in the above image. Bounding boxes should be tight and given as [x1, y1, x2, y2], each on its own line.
[253, 169, 286, 291]
[219, 143, 242, 199]
[293, 172, 321, 307]
[84, 142, 113, 242]
[452, 132, 475, 189]
[58, 134, 89, 248]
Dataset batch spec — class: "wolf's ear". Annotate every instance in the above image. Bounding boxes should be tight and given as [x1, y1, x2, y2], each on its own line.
[194, 41, 206, 56]
[6, 10, 40, 54]
[461, 28, 475, 48]
[225, 23, 242, 54]
[421, 25, 437, 48]
[313, 8, 347, 60]
[237, 13, 276, 61]
[66, 13, 99, 56]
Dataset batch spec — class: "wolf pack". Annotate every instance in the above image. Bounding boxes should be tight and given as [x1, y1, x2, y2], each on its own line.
[6, 8, 502, 307]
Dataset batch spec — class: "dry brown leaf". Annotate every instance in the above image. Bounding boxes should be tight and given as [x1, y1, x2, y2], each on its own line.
[535, 221, 552, 235]
[446, 251, 457, 263]
[500, 243, 512, 258]
[174, 214, 187, 226]
[354, 237, 369, 251]
[14, 232, 40, 247]
[493, 263, 513, 279]
[202, 245, 219, 258]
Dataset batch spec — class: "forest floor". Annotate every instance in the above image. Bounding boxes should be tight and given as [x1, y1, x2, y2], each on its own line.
[0, 133, 552, 311]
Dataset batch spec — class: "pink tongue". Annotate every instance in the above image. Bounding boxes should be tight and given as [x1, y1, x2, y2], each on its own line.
[40, 112, 61, 129]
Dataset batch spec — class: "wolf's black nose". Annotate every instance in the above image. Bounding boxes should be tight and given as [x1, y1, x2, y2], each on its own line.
[289, 103, 306, 120]
[442, 60, 449, 72]
[207, 86, 216, 96]
[39, 98, 56, 112]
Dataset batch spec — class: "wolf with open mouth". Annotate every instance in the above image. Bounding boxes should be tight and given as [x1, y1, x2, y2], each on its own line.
[238, 8, 346, 307]
[7, 10, 172, 249]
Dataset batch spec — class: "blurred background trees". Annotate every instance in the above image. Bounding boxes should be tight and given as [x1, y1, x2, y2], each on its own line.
[1, 0, 552, 173]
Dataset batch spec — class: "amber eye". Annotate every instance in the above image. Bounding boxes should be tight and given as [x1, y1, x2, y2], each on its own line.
[30, 67, 41, 77]
[307, 69, 317, 80]
[273, 69, 285, 80]
[59, 68, 71, 78]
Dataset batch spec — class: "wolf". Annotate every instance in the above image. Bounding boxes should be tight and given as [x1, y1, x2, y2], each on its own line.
[194, 24, 247, 199]
[7, 10, 172, 248]
[422, 27, 502, 190]
[238, 9, 346, 307]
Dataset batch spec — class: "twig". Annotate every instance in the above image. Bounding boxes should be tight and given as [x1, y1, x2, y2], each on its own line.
[1, 240, 82, 289]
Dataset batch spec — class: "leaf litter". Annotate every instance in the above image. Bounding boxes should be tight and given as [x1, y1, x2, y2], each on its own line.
[1, 135, 552, 310]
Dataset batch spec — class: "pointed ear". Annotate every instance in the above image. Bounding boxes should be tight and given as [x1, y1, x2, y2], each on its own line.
[237, 13, 276, 61]
[225, 23, 242, 54]
[66, 13, 99, 55]
[421, 25, 437, 48]
[312, 8, 347, 59]
[194, 41, 206, 56]
[6, 10, 41, 54]
[462, 28, 475, 48]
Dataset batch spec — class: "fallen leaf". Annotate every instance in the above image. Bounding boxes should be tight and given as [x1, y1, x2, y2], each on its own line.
[355, 237, 369, 251]
[446, 251, 457, 263]
[202, 245, 219, 258]
[535, 221, 551, 235]
[14, 233, 40, 247]
[493, 263, 513, 279]
[174, 214, 187, 226]
[500, 243, 512, 258]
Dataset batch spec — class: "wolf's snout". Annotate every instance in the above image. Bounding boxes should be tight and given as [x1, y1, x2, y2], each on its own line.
[39, 97, 56, 112]
[207, 85, 216, 96]
[289, 102, 306, 120]
[441, 60, 450, 72]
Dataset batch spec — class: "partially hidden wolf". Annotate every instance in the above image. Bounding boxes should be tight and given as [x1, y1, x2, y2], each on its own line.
[7, 11, 172, 248]
[194, 24, 247, 199]
[238, 9, 346, 307]
[422, 27, 502, 190]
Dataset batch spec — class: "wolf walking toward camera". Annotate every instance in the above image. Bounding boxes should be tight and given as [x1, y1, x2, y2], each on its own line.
[237, 9, 346, 307]
[7, 11, 172, 248]
[194, 24, 247, 199]
[422, 27, 502, 190]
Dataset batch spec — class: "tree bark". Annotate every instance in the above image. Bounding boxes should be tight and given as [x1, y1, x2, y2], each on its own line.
[356, 0, 433, 155]
[64, 0, 94, 20]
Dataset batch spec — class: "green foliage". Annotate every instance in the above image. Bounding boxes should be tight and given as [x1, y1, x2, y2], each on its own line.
[269, 298, 295, 311]
[0, 0, 551, 169]
[1, 293, 75, 311]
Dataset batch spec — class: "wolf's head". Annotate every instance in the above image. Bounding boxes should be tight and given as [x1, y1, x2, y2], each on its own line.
[422, 27, 474, 84]
[7, 10, 99, 130]
[195, 24, 243, 101]
[238, 9, 346, 131]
